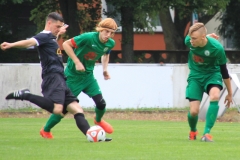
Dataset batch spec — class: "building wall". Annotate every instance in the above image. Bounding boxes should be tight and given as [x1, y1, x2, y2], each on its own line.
[112, 33, 166, 51]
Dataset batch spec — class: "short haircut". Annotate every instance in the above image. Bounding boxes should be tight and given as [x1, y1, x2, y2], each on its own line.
[188, 22, 207, 36]
[96, 18, 118, 32]
[46, 12, 64, 22]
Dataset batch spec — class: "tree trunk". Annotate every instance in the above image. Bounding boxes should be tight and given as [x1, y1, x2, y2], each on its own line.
[58, 0, 80, 38]
[159, 9, 184, 50]
[121, 6, 134, 63]
[159, 9, 187, 63]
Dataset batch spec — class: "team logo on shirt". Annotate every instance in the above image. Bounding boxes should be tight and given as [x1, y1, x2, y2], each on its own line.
[193, 54, 204, 63]
[84, 52, 97, 60]
[204, 50, 210, 56]
[56, 48, 62, 56]
[103, 47, 109, 52]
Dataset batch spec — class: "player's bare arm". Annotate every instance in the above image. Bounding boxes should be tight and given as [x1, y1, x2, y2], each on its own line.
[223, 78, 233, 108]
[101, 54, 110, 80]
[1, 38, 37, 51]
[63, 39, 85, 72]
[207, 33, 219, 40]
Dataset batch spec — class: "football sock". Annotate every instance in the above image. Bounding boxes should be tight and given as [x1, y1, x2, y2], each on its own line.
[187, 111, 198, 132]
[95, 107, 106, 122]
[74, 113, 90, 135]
[23, 93, 54, 113]
[44, 114, 63, 132]
[204, 101, 219, 135]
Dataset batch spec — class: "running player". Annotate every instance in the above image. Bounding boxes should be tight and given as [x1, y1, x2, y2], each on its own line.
[40, 18, 117, 139]
[2, 12, 91, 138]
[185, 22, 232, 142]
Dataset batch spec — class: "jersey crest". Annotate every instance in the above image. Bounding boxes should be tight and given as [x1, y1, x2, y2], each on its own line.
[204, 50, 210, 56]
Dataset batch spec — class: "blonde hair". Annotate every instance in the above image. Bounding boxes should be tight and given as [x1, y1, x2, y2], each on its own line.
[96, 18, 118, 32]
[188, 22, 207, 35]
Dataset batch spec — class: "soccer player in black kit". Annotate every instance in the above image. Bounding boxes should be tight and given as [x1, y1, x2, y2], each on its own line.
[1, 12, 93, 140]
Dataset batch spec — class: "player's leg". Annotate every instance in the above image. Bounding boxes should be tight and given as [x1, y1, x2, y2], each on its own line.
[39, 73, 70, 138]
[201, 73, 223, 142]
[92, 94, 113, 134]
[40, 71, 83, 136]
[188, 100, 200, 140]
[186, 79, 203, 140]
[83, 74, 114, 134]
[201, 84, 222, 142]
[40, 78, 83, 139]
[40, 113, 65, 139]
[67, 101, 90, 135]
[5, 89, 60, 114]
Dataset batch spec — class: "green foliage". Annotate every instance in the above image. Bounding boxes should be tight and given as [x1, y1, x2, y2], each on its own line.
[217, 0, 240, 49]
[105, 0, 230, 32]
[76, 0, 102, 32]
[29, 0, 101, 36]
[29, 1, 59, 33]
[0, 0, 32, 4]
[105, 0, 160, 32]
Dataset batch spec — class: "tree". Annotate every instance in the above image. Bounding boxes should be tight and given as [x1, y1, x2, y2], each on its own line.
[30, 0, 101, 38]
[217, 0, 240, 49]
[0, 0, 102, 37]
[105, 0, 230, 62]
[105, 0, 160, 63]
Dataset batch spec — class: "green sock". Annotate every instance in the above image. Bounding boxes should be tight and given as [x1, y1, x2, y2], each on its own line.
[95, 107, 106, 122]
[203, 101, 219, 135]
[44, 114, 63, 132]
[187, 111, 198, 132]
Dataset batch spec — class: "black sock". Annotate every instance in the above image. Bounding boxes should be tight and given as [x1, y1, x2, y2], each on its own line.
[23, 93, 54, 113]
[74, 113, 90, 135]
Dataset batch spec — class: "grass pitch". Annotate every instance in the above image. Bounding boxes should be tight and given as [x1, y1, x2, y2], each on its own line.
[0, 118, 240, 160]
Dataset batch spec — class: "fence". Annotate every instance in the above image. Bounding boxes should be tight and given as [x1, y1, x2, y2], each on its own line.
[1, 63, 240, 110]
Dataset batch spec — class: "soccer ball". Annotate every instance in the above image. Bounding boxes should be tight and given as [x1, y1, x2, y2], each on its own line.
[86, 125, 106, 142]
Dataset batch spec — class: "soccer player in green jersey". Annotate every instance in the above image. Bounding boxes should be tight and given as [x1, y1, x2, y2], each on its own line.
[185, 23, 232, 142]
[40, 18, 117, 139]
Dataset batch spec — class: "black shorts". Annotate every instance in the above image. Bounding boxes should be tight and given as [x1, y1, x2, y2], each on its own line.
[41, 73, 79, 113]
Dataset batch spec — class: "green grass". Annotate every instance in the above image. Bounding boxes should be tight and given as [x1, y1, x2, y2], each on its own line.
[0, 118, 240, 160]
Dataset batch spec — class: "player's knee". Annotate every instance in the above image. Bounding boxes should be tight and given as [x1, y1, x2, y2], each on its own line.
[190, 108, 199, 117]
[96, 98, 106, 110]
[209, 94, 219, 101]
[53, 104, 63, 115]
[67, 101, 84, 115]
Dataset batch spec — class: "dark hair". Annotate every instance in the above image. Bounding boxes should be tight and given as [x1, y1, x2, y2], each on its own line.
[46, 12, 64, 22]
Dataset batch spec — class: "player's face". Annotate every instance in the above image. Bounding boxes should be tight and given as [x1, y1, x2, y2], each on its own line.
[190, 31, 205, 47]
[49, 20, 64, 36]
[99, 29, 115, 43]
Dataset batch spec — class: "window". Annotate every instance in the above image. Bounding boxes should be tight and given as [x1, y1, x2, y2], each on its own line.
[224, 37, 235, 50]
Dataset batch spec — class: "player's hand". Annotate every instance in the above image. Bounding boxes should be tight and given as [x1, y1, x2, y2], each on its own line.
[224, 94, 233, 108]
[75, 61, 85, 72]
[1, 42, 12, 51]
[207, 33, 219, 40]
[58, 24, 69, 36]
[103, 71, 110, 80]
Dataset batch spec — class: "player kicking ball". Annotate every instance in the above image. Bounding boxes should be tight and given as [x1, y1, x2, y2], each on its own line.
[2, 12, 112, 142]
[185, 23, 232, 142]
[40, 18, 117, 140]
